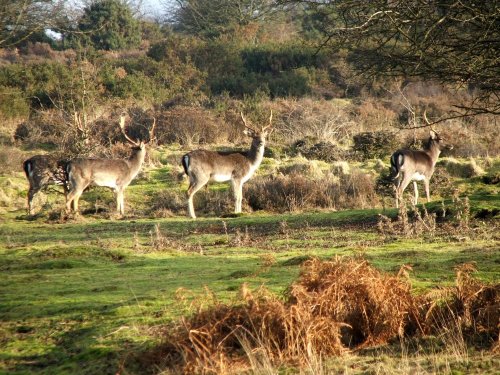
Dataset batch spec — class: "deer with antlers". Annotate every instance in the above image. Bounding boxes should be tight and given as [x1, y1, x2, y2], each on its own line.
[390, 114, 452, 208]
[65, 113, 155, 216]
[181, 111, 273, 218]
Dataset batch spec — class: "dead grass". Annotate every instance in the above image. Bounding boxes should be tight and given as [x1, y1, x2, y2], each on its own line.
[145, 256, 499, 374]
[246, 170, 378, 213]
[423, 263, 499, 343]
[438, 157, 485, 178]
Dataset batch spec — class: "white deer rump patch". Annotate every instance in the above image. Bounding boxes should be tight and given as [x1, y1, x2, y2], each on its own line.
[211, 173, 232, 182]
[411, 172, 426, 181]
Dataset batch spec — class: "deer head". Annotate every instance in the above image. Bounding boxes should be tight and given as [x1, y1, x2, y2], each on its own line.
[240, 111, 273, 144]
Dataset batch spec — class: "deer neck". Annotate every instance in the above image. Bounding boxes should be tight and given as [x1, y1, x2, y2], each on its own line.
[425, 139, 441, 165]
[247, 138, 265, 168]
[128, 147, 146, 173]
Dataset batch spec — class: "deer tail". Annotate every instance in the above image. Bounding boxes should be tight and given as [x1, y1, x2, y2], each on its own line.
[23, 159, 33, 178]
[181, 154, 190, 176]
[390, 152, 404, 178]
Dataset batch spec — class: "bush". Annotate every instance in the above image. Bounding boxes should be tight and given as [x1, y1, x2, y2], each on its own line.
[246, 169, 378, 212]
[291, 138, 348, 162]
[352, 131, 400, 160]
[156, 106, 231, 146]
[0, 86, 29, 119]
[437, 157, 485, 178]
[149, 257, 419, 374]
[0, 146, 27, 175]
[277, 158, 326, 179]
[274, 98, 355, 146]
[147, 190, 186, 218]
[247, 174, 334, 212]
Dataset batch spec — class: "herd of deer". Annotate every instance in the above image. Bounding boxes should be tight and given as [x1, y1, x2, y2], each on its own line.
[22, 110, 451, 218]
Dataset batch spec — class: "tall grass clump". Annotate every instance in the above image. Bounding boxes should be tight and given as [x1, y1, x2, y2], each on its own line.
[149, 257, 422, 374]
[423, 263, 499, 351]
[247, 169, 378, 212]
[438, 157, 485, 178]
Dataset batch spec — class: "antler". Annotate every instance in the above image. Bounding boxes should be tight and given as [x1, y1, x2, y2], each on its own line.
[423, 110, 438, 135]
[148, 117, 157, 144]
[262, 110, 273, 131]
[240, 111, 257, 132]
[119, 112, 140, 146]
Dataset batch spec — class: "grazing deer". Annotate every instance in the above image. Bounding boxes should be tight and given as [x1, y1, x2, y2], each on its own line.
[182, 111, 273, 218]
[65, 113, 155, 216]
[391, 128, 452, 208]
[23, 155, 69, 214]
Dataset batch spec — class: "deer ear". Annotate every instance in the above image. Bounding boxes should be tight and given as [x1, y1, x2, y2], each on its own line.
[430, 130, 438, 139]
[243, 128, 253, 137]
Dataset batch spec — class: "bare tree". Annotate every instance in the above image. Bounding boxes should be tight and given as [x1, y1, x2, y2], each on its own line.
[280, 0, 500, 117]
[166, 0, 273, 38]
[0, 0, 66, 47]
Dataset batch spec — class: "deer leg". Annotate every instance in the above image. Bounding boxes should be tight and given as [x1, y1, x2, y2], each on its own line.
[73, 190, 84, 213]
[424, 179, 431, 203]
[27, 187, 40, 215]
[232, 180, 243, 214]
[394, 174, 405, 208]
[397, 175, 413, 208]
[66, 189, 76, 212]
[413, 181, 419, 205]
[116, 189, 125, 215]
[187, 176, 208, 219]
[116, 190, 121, 215]
[66, 182, 87, 214]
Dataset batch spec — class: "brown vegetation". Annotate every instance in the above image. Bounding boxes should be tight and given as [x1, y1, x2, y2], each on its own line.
[147, 257, 499, 374]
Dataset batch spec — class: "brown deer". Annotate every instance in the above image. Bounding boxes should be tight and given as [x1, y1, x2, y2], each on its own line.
[391, 129, 452, 208]
[65, 113, 155, 215]
[181, 111, 273, 218]
[23, 155, 69, 214]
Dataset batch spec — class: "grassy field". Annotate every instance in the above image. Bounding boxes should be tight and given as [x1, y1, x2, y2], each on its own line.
[0, 157, 499, 374]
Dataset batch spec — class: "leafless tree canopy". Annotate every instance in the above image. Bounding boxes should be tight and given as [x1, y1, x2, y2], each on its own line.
[280, 0, 500, 116]
[0, 0, 66, 47]
[167, 0, 274, 38]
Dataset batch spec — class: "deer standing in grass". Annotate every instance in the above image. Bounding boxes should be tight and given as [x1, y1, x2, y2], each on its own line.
[23, 155, 69, 214]
[391, 128, 452, 208]
[182, 111, 273, 218]
[65, 113, 155, 216]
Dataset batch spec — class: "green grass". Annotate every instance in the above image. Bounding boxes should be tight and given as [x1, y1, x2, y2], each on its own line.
[0, 157, 499, 374]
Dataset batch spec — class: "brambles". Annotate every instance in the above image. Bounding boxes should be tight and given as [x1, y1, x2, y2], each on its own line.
[377, 201, 437, 238]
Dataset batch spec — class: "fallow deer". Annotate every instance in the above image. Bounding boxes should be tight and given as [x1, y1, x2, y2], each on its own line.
[391, 128, 452, 208]
[23, 155, 69, 214]
[65, 113, 155, 215]
[181, 111, 273, 218]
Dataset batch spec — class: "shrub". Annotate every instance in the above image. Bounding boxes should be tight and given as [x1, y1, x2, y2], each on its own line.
[246, 169, 378, 212]
[0, 146, 27, 175]
[147, 190, 186, 218]
[156, 106, 231, 146]
[149, 257, 419, 373]
[277, 158, 326, 179]
[246, 174, 334, 212]
[352, 131, 400, 160]
[275, 98, 355, 146]
[0, 86, 29, 119]
[14, 119, 65, 148]
[291, 138, 348, 162]
[437, 157, 485, 178]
